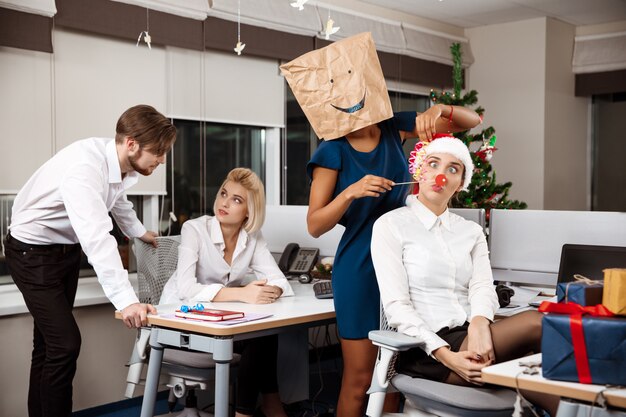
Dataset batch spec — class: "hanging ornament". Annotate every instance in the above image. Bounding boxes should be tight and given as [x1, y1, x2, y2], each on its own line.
[136, 9, 152, 49]
[321, 9, 340, 40]
[476, 134, 498, 162]
[290, 0, 310, 11]
[234, 0, 246, 55]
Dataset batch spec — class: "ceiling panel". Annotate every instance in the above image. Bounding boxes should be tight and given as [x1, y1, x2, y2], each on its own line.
[361, 0, 626, 27]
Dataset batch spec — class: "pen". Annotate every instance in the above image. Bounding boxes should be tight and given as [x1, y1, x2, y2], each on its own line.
[392, 181, 419, 186]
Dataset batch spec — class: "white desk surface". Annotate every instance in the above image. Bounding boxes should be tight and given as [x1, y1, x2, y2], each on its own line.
[115, 281, 335, 336]
[482, 353, 626, 409]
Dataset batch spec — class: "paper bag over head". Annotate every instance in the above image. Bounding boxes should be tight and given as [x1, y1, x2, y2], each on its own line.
[280, 32, 393, 140]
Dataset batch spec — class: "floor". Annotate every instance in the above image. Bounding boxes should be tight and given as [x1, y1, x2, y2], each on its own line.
[72, 345, 343, 417]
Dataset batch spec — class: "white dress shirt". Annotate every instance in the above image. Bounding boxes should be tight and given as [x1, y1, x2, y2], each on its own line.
[160, 216, 294, 305]
[10, 138, 147, 310]
[371, 195, 499, 356]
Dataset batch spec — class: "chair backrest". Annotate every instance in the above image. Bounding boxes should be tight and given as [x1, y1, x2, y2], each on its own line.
[134, 236, 181, 304]
[449, 208, 486, 232]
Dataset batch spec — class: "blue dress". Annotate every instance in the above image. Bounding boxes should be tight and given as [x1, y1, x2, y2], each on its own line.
[306, 112, 416, 339]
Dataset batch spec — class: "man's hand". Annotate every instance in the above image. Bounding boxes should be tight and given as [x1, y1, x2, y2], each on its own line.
[121, 303, 157, 328]
[139, 231, 159, 248]
[467, 316, 495, 365]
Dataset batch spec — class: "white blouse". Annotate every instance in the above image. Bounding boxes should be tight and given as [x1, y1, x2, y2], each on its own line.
[371, 195, 499, 356]
[160, 216, 294, 305]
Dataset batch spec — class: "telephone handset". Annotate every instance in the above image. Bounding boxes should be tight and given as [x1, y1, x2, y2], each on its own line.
[278, 243, 319, 283]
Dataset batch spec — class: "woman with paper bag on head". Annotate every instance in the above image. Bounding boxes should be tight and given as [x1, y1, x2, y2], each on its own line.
[281, 32, 482, 417]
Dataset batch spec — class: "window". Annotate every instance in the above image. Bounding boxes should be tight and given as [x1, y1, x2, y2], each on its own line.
[163, 119, 266, 235]
[283, 84, 430, 205]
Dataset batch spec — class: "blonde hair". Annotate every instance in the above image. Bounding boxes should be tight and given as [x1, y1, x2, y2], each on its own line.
[214, 168, 265, 233]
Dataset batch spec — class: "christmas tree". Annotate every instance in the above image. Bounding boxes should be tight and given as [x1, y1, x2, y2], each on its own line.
[430, 43, 527, 213]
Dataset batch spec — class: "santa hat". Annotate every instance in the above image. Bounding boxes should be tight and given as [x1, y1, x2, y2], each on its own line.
[408, 135, 474, 192]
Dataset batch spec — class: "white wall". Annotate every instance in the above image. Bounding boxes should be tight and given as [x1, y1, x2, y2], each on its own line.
[466, 17, 590, 210]
[467, 18, 547, 209]
[544, 18, 589, 210]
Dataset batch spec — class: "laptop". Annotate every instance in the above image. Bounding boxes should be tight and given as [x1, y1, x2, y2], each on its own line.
[556, 244, 626, 284]
[528, 244, 626, 306]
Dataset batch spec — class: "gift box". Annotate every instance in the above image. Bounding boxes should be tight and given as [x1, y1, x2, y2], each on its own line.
[541, 309, 626, 385]
[603, 268, 626, 315]
[557, 281, 603, 306]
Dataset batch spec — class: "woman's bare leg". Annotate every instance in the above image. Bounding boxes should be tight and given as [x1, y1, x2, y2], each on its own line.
[336, 338, 378, 417]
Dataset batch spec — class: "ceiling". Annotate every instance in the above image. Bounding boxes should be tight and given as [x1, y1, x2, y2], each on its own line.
[361, 0, 626, 28]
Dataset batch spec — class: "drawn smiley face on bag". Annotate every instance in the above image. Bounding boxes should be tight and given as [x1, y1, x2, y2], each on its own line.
[280, 32, 393, 140]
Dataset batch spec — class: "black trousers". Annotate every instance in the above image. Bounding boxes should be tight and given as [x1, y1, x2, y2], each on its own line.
[234, 334, 280, 415]
[5, 233, 82, 417]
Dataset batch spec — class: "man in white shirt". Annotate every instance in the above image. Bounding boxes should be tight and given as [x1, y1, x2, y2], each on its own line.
[5, 104, 176, 417]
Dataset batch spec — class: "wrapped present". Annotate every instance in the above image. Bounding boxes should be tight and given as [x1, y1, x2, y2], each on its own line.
[556, 275, 603, 306]
[539, 302, 626, 385]
[603, 268, 626, 315]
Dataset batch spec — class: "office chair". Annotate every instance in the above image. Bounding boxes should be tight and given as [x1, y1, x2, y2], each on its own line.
[366, 306, 517, 417]
[126, 236, 239, 417]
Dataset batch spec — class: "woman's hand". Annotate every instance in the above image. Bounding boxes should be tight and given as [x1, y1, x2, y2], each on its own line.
[344, 174, 393, 201]
[434, 347, 486, 385]
[415, 105, 443, 142]
[468, 316, 495, 365]
[241, 279, 282, 304]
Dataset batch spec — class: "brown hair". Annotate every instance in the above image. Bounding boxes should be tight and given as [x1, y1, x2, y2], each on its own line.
[115, 104, 177, 155]
[214, 168, 266, 233]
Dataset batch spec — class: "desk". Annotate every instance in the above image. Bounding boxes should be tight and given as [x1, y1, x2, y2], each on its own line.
[483, 353, 626, 413]
[116, 282, 335, 417]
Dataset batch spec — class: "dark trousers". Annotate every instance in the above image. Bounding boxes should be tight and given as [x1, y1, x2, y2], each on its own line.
[5, 233, 82, 417]
[234, 334, 280, 415]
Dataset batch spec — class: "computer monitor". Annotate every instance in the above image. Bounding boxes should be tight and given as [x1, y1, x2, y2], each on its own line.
[557, 244, 626, 283]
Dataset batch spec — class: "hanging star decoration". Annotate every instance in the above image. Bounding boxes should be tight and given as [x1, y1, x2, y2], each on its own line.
[322, 18, 340, 40]
[136, 31, 152, 49]
[476, 135, 498, 162]
[290, 0, 310, 11]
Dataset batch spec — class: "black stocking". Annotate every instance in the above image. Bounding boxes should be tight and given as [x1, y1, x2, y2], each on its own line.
[445, 311, 559, 416]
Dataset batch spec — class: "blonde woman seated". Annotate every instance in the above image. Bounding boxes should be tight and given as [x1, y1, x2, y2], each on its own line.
[161, 167, 293, 417]
[370, 138, 558, 416]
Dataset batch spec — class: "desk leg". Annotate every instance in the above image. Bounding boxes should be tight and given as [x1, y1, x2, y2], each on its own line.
[214, 361, 230, 417]
[141, 329, 164, 417]
[210, 337, 234, 417]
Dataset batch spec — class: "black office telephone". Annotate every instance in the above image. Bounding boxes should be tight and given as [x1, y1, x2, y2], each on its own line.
[278, 243, 319, 283]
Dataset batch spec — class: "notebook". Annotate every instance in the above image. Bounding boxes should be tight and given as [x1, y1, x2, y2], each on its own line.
[174, 308, 245, 322]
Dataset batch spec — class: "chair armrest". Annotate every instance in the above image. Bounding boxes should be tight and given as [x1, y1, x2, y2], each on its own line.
[368, 330, 420, 351]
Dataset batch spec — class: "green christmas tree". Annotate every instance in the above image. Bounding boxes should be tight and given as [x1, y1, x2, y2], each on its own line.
[430, 43, 527, 213]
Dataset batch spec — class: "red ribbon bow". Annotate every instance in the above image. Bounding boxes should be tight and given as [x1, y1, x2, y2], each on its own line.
[538, 301, 614, 384]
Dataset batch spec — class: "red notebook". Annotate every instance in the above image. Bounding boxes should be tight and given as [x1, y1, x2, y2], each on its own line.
[175, 308, 245, 322]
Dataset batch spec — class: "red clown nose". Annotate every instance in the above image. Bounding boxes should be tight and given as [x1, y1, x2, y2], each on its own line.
[435, 174, 448, 187]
